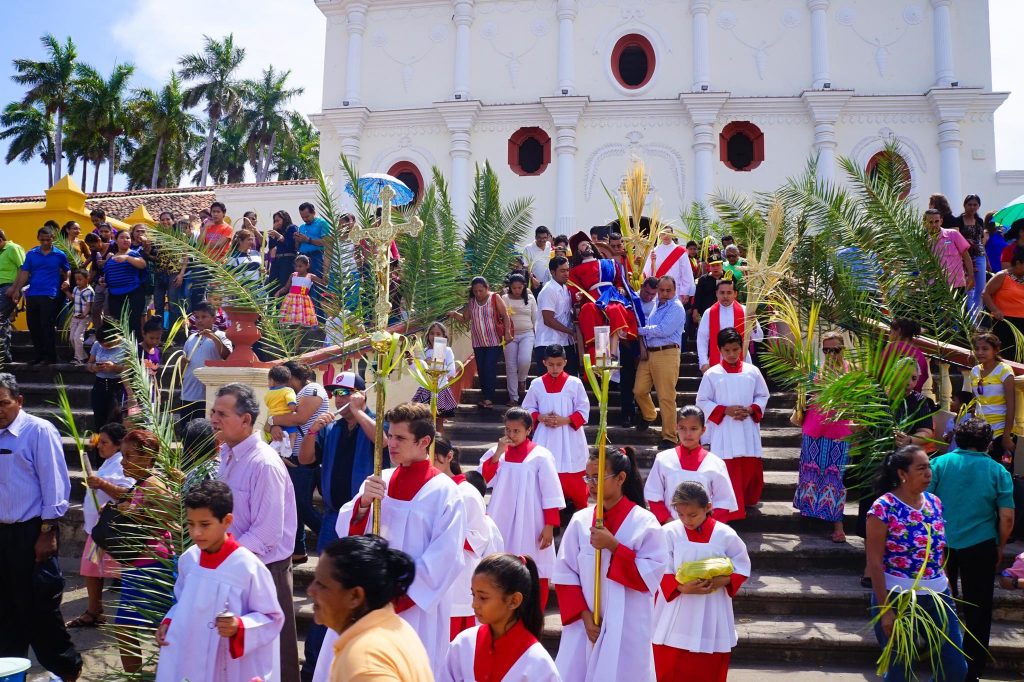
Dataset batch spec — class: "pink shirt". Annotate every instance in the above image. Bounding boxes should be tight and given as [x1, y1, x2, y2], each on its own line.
[931, 228, 970, 288]
[218, 433, 298, 565]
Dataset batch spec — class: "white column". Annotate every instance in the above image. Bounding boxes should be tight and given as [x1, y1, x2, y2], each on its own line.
[556, 0, 578, 95]
[808, 0, 831, 89]
[452, 0, 474, 100]
[931, 0, 955, 87]
[690, 0, 711, 91]
[542, 97, 589, 233]
[344, 1, 368, 105]
[927, 89, 977, 202]
[436, 101, 482, 231]
[679, 93, 730, 208]
[801, 90, 851, 185]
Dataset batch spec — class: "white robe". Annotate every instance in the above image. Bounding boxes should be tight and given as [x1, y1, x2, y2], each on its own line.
[652, 520, 751, 653]
[695, 363, 770, 459]
[522, 375, 590, 474]
[317, 467, 466, 680]
[643, 447, 738, 520]
[553, 503, 667, 682]
[643, 243, 696, 298]
[156, 544, 283, 682]
[695, 302, 764, 368]
[481, 444, 565, 579]
[442, 625, 561, 682]
[447, 479, 494, 619]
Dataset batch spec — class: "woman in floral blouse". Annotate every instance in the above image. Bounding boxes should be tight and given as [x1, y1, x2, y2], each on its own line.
[865, 445, 967, 682]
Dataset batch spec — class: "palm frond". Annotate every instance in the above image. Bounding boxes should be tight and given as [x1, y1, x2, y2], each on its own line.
[464, 162, 533, 286]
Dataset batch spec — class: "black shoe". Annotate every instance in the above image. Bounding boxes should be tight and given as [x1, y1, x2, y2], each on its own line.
[620, 416, 634, 429]
[29, 359, 43, 366]
[636, 419, 651, 432]
[657, 439, 676, 450]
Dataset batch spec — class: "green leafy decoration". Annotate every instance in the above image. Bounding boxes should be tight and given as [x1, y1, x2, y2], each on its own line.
[464, 161, 533, 287]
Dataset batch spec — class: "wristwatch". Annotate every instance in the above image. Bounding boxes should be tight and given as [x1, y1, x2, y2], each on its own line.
[267, 416, 274, 426]
[40, 522, 56, 534]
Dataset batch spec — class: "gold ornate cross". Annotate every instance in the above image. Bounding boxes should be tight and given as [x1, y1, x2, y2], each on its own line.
[353, 184, 424, 331]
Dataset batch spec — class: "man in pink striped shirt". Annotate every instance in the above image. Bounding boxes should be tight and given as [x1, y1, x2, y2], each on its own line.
[211, 383, 300, 682]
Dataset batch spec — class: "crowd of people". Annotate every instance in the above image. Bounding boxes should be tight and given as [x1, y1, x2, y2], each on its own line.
[0, 191, 1021, 682]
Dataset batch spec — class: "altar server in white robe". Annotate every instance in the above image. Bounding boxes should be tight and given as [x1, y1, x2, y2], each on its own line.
[695, 327, 770, 518]
[481, 407, 565, 610]
[522, 344, 591, 512]
[643, 226, 696, 301]
[652, 481, 750, 682]
[645, 406, 738, 524]
[434, 437, 497, 640]
[156, 481, 283, 682]
[554, 447, 667, 682]
[696, 277, 763, 373]
[442, 553, 560, 682]
[317, 402, 466, 680]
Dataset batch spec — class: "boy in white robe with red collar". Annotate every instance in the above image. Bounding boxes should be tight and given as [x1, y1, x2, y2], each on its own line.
[521, 343, 591, 512]
[313, 402, 466, 681]
[695, 327, 770, 519]
[156, 481, 283, 682]
[696, 276, 763, 373]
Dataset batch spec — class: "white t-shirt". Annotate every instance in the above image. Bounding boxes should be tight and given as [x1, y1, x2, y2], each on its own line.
[534, 279, 572, 347]
[523, 242, 553, 285]
[181, 330, 234, 401]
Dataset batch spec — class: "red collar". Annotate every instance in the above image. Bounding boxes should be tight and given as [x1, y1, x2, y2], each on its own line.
[592, 496, 635, 535]
[387, 459, 441, 501]
[675, 445, 708, 471]
[452, 473, 467, 485]
[541, 372, 569, 392]
[721, 359, 743, 374]
[683, 517, 717, 543]
[474, 620, 538, 682]
[504, 439, 537, 464]
[198, 533, 241, 569]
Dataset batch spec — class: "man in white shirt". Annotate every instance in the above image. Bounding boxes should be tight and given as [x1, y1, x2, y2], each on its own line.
[522, 225, 553, 297]
[533, 256, 578, 375]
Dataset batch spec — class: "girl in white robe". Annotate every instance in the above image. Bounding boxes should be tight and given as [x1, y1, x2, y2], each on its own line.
[652, 481, 751, 682]
[522, 344, 591, 511]
[442, 553, 560, 682]
[645, 405, 738, 523]
[695, 327, 770, 518]
[481, 407, 565, 610]
[156, 482, 283, 682]
[554, 447, 668, 682]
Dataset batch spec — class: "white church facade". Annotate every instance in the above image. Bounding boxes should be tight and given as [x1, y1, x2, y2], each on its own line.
[311, 0, 1020, 232]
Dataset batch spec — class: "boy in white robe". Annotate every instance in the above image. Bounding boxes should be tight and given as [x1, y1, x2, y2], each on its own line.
[316, 402, 466, 680]
[481, 407, 565, 611]
[696, 277, 763, 373]
[554, 448, 667, 682]
[645, 405, 738, 523]
[522, 343, 591, 512]
[156, 480, 283, 682]
[695, 327, 770, 519]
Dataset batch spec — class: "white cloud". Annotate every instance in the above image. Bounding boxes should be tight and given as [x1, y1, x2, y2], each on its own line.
[991, 0, 1024, 171]
[109, 0, 325, 118]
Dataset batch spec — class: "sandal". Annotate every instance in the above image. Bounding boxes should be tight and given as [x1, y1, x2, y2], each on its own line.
[859, 576, 872, 589]
[66, 610, 105, 628]
[830, 530, 847, 543]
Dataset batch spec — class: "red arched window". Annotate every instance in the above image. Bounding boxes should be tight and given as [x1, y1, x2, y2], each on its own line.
[387, 161, 425, 204]
[611, 34, 656, 90]
[866, 151, 912, 200]
[719, 121, 765, 172]
[508, 127, 552, 177]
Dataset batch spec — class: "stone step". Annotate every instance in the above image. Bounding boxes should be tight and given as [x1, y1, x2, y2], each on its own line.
[19, 382, 177, 411]
[732, 501, 862, 535]
[453, 403, 798, 428]
[460, 387, 797, 410]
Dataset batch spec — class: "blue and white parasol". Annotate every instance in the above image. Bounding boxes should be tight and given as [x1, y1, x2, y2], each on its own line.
[344, 173, 415, 207]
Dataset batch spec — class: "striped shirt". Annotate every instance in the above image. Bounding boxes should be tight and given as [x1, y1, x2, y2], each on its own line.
[0, 410, 71, 522]
[226, 250, 263, 283]
[470, 293, 502, 347]
[104, 248, 144, 295]
[970, 361, 1015, 436]
[73, 285, 94, 316]
[292, 383, 330, 457]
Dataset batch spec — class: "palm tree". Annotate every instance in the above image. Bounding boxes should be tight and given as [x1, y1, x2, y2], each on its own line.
[178, 34, 246, 186]
[241, 67, 303, 182]
[0, 101, 55, 185]
[191, 118, 247, 185]
[11, 34, 77, 180]
[274, 111, 319, 180]
[73, 62, 135, 191]
[134, 72, 201, 187]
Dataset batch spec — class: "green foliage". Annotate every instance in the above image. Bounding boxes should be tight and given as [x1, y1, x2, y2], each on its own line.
[464, 162, 534, 287]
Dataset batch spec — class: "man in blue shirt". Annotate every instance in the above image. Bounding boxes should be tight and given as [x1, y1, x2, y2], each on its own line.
[0, 373, 81, 681]
[296, 201, 330, 277]
[8, 226, 70, 365]
[633, 275, 686, 449]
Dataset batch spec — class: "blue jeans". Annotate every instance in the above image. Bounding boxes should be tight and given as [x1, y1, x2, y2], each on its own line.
[474, 345, 502, 403]
[317, 509, 340, 554]
[969, 254, 986, 315]
[153, 272, 186, 330]
[288, 463, 321, 556]
[871, 589, 967, 682]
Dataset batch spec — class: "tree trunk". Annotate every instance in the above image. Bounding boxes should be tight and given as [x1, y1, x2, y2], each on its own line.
[107, 137, 116, 192]
[151, 137, 164, 188]
[200, 113, 218, 187]
[54, 107, 64, 180]
[47, 160, 53, 187]
[93, 160, 99, 193]
[80, 157, 87, 188]
[263, 130, 277, 181]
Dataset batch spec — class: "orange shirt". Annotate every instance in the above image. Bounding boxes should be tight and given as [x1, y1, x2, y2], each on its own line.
[993, 273, 1024, 318]
[203, 222, 233, 259]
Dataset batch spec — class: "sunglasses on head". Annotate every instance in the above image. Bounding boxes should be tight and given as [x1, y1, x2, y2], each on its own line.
[332, 388, 353, 397]
[822, 347, 843, 354]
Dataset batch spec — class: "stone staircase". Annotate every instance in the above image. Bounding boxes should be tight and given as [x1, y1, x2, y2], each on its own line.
[12, 330, 1024, 676]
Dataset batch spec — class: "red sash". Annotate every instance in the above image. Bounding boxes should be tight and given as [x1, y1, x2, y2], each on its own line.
[707, 302, 744, 367]
[654, 246, 687, 278]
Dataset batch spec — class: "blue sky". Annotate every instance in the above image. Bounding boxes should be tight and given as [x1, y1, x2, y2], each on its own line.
[0, 1, 1021, 200]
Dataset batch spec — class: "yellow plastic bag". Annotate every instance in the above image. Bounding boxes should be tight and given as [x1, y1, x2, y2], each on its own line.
[675, 557, 734, 585]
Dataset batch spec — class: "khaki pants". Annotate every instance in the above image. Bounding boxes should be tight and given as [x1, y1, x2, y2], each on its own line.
[633, 347, 681, 442]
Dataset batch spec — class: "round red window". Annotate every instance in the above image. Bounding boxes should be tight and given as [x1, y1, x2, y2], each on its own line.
[866, 151, 912, 200]
[387, 161, 425, 204]
[611, 34, 656, 90]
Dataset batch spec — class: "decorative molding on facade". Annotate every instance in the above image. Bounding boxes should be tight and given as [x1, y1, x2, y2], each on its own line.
[834, 3, 924, 78]
[582, 132, 686, 202]
[479, 16, 550, 89]
[714, 6, 802, 81]
[996, 170, 1024, 187]
[368, 143, 440, 176]
[593, 14, 673, 97]
[850, 130, 928, 198]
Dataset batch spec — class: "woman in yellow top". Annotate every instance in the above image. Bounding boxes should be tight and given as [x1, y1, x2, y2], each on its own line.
[60, 220, 90, 267]
[308, 534, 433, 682]
[969, 332, 1016, 463]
